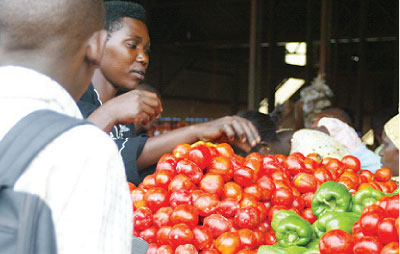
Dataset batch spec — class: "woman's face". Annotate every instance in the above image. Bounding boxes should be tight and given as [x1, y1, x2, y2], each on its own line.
[379, 130, 399, 176]
[100, 18, 150, 91]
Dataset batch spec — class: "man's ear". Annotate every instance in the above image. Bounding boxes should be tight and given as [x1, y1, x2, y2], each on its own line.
[85, 29, 108, 67]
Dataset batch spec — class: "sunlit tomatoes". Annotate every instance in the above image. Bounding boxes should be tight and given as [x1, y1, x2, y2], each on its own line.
[375, 168, 393, 182]
[172, 143, 191, 160]
[175, 244, 198, 254]
[133, 206, 153, 231]
[203, 214, 233, 238]
[233, 166, 254, 187]
[176, 159, 204, 184]
[200, 174, 224, 196]
[234, 206, 260, 229]
[207, 156, 233, 182]
[353, 236, 382, 254]
[188, 144, 212, 169]
[193, 193, 219, 216]
[192, 226, 213, 250]
[293, 173, 317, 193]
[170, 204, 199, 228]
[168, 223, 194, 248]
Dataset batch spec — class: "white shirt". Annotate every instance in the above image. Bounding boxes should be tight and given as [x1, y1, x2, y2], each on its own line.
[0, 66, 132, 254]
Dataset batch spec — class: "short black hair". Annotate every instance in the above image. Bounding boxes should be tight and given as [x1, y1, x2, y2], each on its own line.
[236, 110, 277, 142]
[105, 1, 146, 34]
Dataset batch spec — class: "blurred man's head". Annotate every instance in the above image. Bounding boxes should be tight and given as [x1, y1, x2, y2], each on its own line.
[0, 0, 107, 100]
[310, 107, 353, 128]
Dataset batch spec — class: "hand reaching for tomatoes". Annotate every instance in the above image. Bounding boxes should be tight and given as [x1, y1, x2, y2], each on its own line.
[195, 116, 261, 153]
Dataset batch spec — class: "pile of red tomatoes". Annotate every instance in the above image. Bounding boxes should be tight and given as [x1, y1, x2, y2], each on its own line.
[129, 142, 397, 254]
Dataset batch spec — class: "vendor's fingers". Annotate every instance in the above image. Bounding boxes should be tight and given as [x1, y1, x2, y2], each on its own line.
[231, 118, 247, 142]
[234, 141, 252, 153]
[234, 117, 259, 147]
[247, 120, 261, 143]
[222, 123, 236, 142]
[140, 103, 157, 120]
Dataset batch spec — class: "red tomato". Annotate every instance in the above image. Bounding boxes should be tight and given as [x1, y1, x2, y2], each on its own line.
[340, 171, 360, 186]
[378, 182, 392, 194]
[156, 154, 178, 173]
[257, 220, 271, 233]
[256, 176, 275, 201]
[234, 206, 260, 229]
[191, 190, 205, 203]
[193, 193, 219, 217]
[156, 245, 174, 254]
[375, 168, 393, 182]
[292, 196, 305, 213]
[223, 182, 243, 201]
[147, 243, 158, 254]
[156, 226, 172, 245]
[175, 244, 198, 254]
[253, 229, 266, 246]
[208, 156, 234, 182]
[385, 195, 399, 219]
[239, 193, 258, 208]
[293, 173, 317, 193]
[155, 170, 176, 189]
[341, 155, 361, 172]
[169, 189, 192, 208]
[256, 202, 269, 221]
[386, 180, 398, 193]
[207, 145, 220, 158]
[360, 211, 383, 236]
[203, 214, 233, 238]
[168, 223, 194, 249]
[271, 188, 294, 207]
[303, 157, 319, 173]
[217, 198, 240, 218]
[237, 228, 257, 249]
[301, 207, 317, 224]
[243, 184, 263, 201]
[142, 174, 157, 189]
[170, 204, 199, 228]
[188, 144, 212, 169]
[192, 226, 213, 250]
[377, 218, 398, 244]
[264, 231, 277, 245]
[215, 232, 242, 254]
[353, 236, 382, 254]
[230, 154, 245, 170]
[153, 207, 173, 227]
[274, 154, 286, 164]
[216, 143, 235, 157]
[284, 154, 306, 176]
[133, 206, 153, 231]
[233, 166, 254, 187]
[313, 167, 333, 184]
[200, 174, 224, 196]
[337, 177, 358, 191]
[352, 221, 366, 241]
[139, 226, 157, 243]
[145, 187, 170, 212]
[301, 192, 314, 208]
[168, 174, 195, 193]
[361, 204, 385, 216]
[380, 242, 400, 254]
[260, 161, 283, 178]
[131, 188, 146, 209]
[323, 157, 344, 179]
[319, 229, 354, 254]
[396, 217, 399, 236]
[172, 143, 191, 160]
[176, 159, 204, 184]
[359, 170, 375, 182]
[358, 183, 378, 191]
[306, 153, 322, 163]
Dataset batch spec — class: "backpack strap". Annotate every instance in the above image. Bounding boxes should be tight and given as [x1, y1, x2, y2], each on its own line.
[0, 110, 91, 188]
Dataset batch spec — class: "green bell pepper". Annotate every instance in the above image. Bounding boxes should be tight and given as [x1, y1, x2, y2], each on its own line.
[311, 181, 352, 218]
[275, 215, 313, 247]
[271, 210, 300, 232]
[312, 211, 360, 238]
[303, 246, 320, 254]
[352, 188, 383, 214]
[257, 245, 308, 254]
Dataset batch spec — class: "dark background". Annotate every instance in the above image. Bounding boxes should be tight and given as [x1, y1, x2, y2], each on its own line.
[108, 0, 399, 132]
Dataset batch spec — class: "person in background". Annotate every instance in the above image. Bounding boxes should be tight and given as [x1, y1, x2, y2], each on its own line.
[314, 117, 382, 172]
[371, 108, 396, 154]
[380, 114, 399, 177]
[310, 107, 353, 129]
[78, 1, 260, 185]
[0, 0, 133, 253]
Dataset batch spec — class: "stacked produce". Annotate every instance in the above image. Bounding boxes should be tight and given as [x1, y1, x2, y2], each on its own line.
[129, 142, 398, 254]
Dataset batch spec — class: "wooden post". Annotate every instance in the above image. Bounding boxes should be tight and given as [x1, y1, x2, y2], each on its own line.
[248, 0, 262, 110]
[319, 0, 328, 77]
